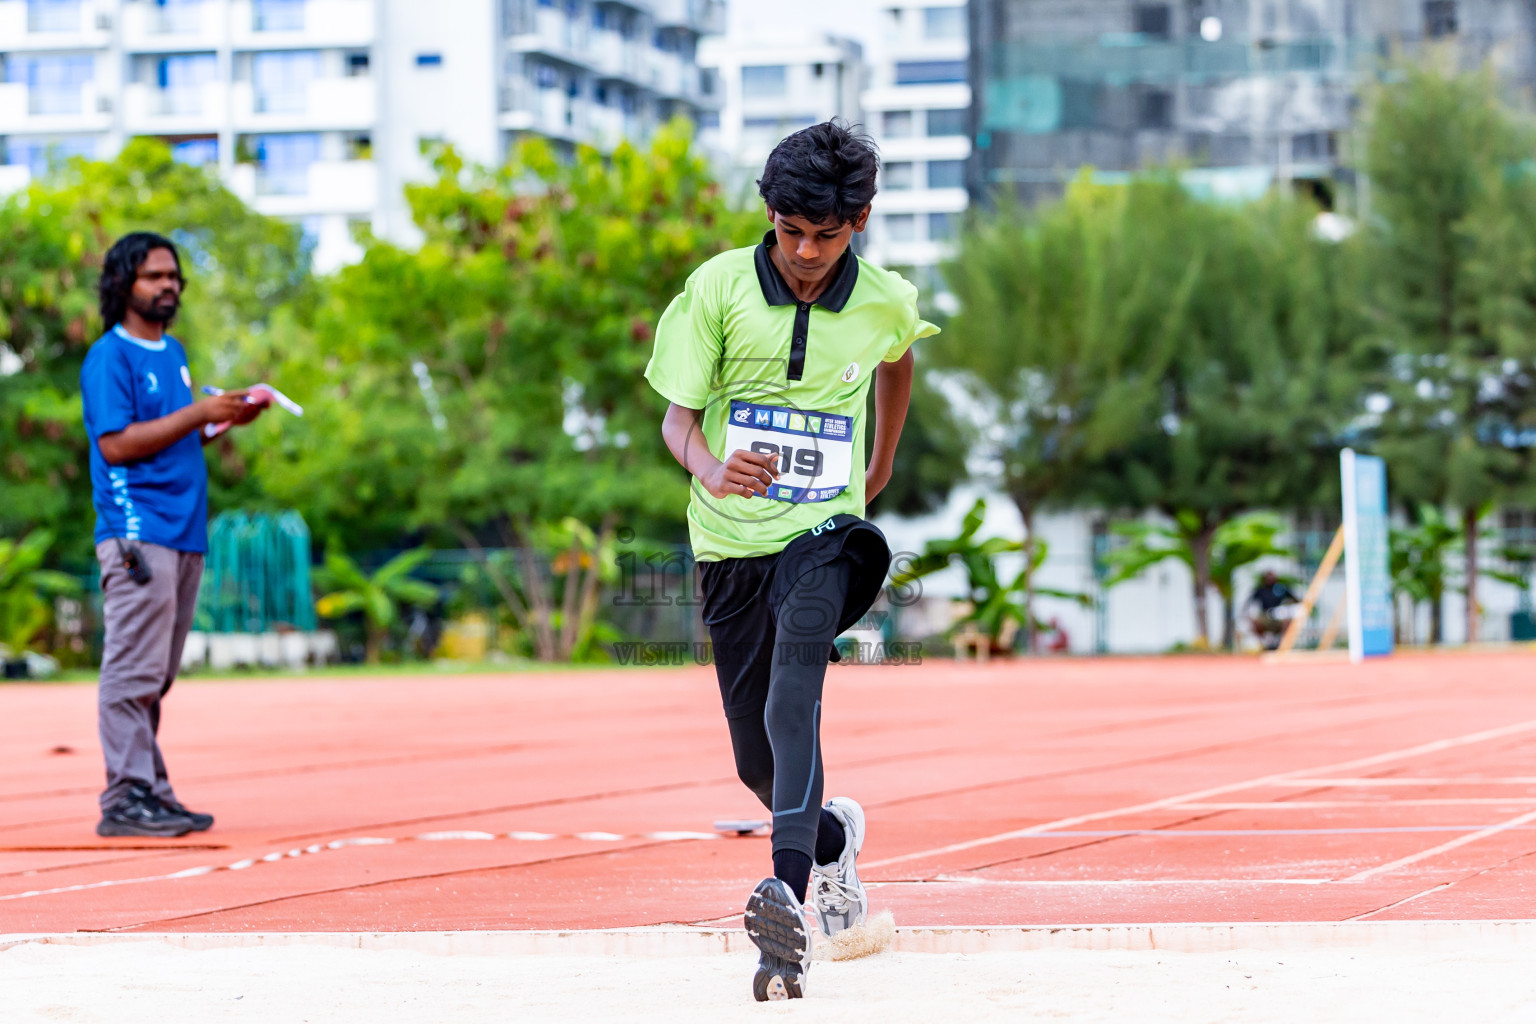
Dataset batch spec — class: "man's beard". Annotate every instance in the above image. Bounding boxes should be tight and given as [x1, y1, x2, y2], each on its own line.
[130, 292, 180, 326]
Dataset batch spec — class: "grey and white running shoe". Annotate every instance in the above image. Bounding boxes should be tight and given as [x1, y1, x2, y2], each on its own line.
[744, 877, 816, 1001]
[811, 796, 868, 937]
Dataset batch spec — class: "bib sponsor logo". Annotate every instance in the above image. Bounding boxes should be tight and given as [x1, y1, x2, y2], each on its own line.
[771, 411, 790, 429]
[841, 362, 860, 383]
[755, 409, 773, 426]
[180, 365, 192, 388]
[733, 407, 750, 424]
[788, 413, 805, 432]
[807, 416, 822, 434]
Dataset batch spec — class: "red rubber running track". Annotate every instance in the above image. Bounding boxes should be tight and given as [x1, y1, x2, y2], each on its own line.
[3, 652, 1536, 934]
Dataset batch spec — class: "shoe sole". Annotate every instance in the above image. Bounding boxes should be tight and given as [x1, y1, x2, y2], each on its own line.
[96, 820, 193, 838]
[745, 881, 809, 1001]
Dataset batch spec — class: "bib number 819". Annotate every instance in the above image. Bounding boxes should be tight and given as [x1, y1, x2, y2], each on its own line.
[750, 441, 824, 479]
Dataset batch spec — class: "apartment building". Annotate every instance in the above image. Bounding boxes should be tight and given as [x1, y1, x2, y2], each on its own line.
[968, 0, 1536, 207]
[696, 30, 863, 204]
[0, 0, 721, 270]
[860, 0, 968, 307]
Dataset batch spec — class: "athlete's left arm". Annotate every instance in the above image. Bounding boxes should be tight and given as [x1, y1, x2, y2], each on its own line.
[865, 348, 915, 503]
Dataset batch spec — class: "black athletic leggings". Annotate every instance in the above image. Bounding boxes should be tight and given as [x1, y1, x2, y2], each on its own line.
[721, 557, 852, 860]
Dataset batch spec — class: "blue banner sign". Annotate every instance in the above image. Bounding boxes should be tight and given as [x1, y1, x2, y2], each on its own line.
[1341, 449, 1393, 661]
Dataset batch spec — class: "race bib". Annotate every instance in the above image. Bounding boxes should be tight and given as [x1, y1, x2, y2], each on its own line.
[723, 400, 854, 503]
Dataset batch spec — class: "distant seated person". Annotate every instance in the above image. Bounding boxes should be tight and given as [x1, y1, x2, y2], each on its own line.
[1246, 571, 1299, 650]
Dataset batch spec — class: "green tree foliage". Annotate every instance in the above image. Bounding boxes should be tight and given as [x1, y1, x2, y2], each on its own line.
[864, 367, 971, 519]
[0, 529, 80, 655]
[1358, 62, 1536, 641]
[244, 123, 759, 554]
[890, 498, 1090, 650]
[0, 139, 312, 561]
[314, 545, 440, 663]
[944, 175, 1357, 648]
[1103, 512, 1291, 650]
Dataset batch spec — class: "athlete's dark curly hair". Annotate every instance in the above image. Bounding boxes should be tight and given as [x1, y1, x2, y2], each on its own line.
[757, 120, 880, 225]
[98, 232, 182, 328]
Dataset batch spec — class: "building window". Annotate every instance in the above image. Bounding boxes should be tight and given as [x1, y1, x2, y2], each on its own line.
[1424, 1, 1457, 37]
[9, 55, 94, 115]
[25, 0, 80, 33]
[742, 65, 788, 98]
[252, 0, 305, 32]
[923, 6, 965, 39]
[927, 212, 957, 241]
[925, 107, 967, 136]
[533, 63, 561, 89]
[697, 109, 720, 129]
[1137, 89, 1174, 129]
[882, 110, 913, 137]
[884, 162, 915, 189]
[252, 50, 319, 113]
[346, 52, 370, 77]
[3, 135, 95, 176]
[896, 60, 967, 85]
[415, 53, 444, 68]
[169, 137, 218, 166]
[346, 132, 372, 159]
[927, 159, 964, 189]
[248, 132, 320, 195]
[156, 53, 217, 115]
[1133, 3, 1172, 40]
[1291, 131, 1336, 162]
[884, 213, 917, 242]
[151, 0, 203, 35]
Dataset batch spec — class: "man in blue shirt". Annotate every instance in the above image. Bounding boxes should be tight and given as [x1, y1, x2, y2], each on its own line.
[80, 232, 263, 837]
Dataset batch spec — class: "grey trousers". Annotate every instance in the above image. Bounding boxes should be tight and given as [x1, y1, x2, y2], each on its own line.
[95, 540, 203, 811]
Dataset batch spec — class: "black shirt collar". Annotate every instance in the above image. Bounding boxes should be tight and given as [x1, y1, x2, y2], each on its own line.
[753, 229, 859, 312]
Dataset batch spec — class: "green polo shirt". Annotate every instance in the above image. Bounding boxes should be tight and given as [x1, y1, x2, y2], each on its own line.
[646, 231, 939, 561]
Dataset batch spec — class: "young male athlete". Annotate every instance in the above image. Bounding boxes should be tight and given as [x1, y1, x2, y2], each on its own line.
[645, 121, 936, 1001]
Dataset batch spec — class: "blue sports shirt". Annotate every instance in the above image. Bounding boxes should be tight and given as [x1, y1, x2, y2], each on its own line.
[80, 325, 209, 553]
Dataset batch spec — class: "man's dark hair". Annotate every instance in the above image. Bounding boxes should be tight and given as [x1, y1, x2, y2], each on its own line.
[99, 232, 182, 328]
[757, 120, 880, 225]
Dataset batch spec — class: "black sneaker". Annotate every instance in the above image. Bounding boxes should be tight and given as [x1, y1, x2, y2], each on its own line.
[159, 798, 214, 832]
[744, 878, 815, 1001]
[96, 785, 195, 838]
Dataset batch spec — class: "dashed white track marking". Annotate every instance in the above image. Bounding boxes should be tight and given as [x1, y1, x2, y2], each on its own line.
[0, 828, 720, 903]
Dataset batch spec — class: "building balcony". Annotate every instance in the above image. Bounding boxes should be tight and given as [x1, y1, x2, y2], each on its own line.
[228, 0, 375, 49]
[121, 1, 228, 52]
[0, 81, 113, 133]
[0, 0, 112, 50]
[649, 0, 725, 36]
[590, 30, 644, 81]
[498, 81, 586, 142]
[509, 7, 592, 69]
[226, 156, 376, 214]
[231, 75, 375, 131]
[122, 81, 228, 133]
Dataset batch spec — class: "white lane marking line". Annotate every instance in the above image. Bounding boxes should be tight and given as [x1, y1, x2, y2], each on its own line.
[863, 715, 1536, 871]
[0, 828, 717, 903]
[1268, 777, 1536, 787]
[1176, 799, 1536, 809]
[1340, 807, 1536, 882]
[916, 876, 1333, 886]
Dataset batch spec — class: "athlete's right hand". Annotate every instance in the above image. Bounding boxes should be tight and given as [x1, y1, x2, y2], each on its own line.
[700, 449, 780, 499]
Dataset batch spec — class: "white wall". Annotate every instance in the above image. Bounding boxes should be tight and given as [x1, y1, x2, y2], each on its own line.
[376, 0, 498, 247]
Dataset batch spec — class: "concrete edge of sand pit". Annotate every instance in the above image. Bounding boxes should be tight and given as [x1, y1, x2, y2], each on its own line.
[3, 920, 1533, 957]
